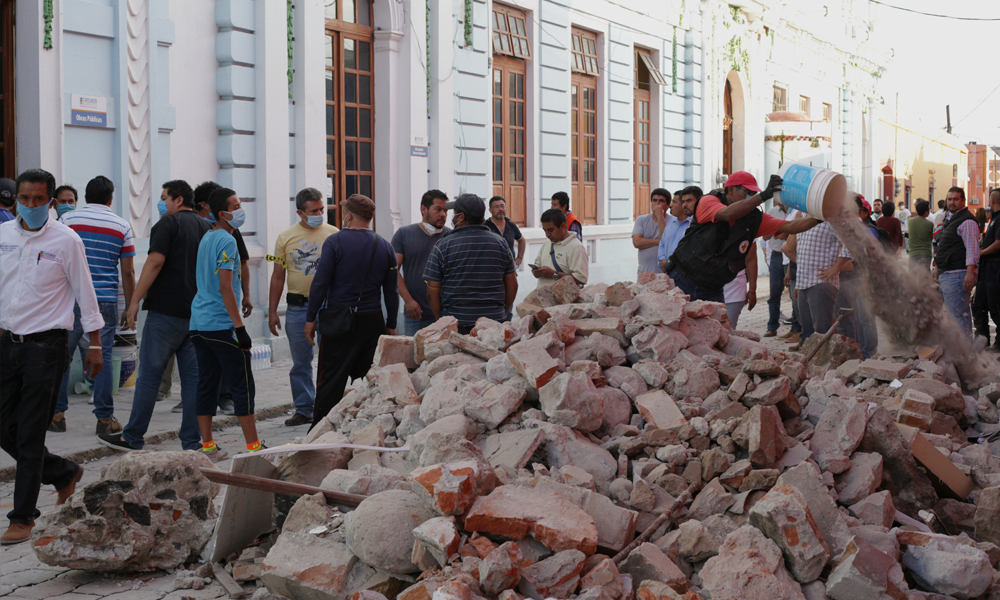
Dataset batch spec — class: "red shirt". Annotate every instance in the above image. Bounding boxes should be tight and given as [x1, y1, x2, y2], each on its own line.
[876, 216, 904, 249]
[695, 195, 786, 238]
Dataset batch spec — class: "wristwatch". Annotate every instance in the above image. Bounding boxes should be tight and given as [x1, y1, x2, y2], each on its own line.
[552, 273, 559, 280]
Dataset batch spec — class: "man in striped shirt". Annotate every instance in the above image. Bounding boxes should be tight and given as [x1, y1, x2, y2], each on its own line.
[423, 194, 518, 334]
[55, 176, 135, 436]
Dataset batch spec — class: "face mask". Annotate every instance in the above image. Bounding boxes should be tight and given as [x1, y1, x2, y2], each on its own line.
[225, 207, 246, 229]
[18, 203, 50, 230]
[421, 222, 443, 235]
[56, 204, 75, 218]
[306, 214, 325, 228]
[204, 214, 216, 224]
[157, 200, 168, 216]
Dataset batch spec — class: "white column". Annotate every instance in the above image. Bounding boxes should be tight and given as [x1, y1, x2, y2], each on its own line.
[294, 0, 326, 194]
[428, 0, 455, 194]
[255, 0, 291, 306]
[373, 28, 404, 236]
[16, 0, 64, 174]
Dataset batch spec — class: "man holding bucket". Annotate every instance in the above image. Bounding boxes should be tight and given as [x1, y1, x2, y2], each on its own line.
[662, 171, 820, 302]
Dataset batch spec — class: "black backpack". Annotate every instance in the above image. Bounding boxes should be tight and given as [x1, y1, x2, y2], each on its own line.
[868, 223, 893, 252]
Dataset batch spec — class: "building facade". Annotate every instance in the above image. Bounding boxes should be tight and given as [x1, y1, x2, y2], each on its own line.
[966, 143, 999, 207]
[877, 116, 968, 211]
[6, 0, 885, 351]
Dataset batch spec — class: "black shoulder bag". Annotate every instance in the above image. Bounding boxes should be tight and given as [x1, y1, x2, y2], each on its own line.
[317, 234, 380, 337]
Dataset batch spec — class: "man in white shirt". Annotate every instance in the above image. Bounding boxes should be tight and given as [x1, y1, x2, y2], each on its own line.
[897, 202, 911, 251]
[762, 200, 788, 336]
[0, 169, 102, 545]
[531, 209, 589, 287]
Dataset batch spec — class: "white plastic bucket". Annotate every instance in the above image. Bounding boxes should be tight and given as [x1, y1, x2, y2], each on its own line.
[112, 345, 138, 392]
[774, 163, 847, 221]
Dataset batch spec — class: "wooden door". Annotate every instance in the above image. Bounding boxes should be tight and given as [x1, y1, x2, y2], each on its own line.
[572, 75, 597, 224]
[723, 79, 733, 177]
[492, 56, 526, 225]
[0, 1, 14, 177]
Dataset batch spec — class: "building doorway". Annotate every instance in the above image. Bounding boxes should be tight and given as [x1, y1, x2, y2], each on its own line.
[1, 1, 15, 178]
[325, 0, 375, 227]
[723, 79, 733, 177]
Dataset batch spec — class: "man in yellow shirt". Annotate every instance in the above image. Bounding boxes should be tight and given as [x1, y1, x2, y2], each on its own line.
[531, 209, 589, 288]
[267, 188, 338, 426]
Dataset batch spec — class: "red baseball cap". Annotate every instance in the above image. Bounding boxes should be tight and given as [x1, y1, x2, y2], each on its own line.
[723, 171, 761, 192]
[860, 196, 872, 214]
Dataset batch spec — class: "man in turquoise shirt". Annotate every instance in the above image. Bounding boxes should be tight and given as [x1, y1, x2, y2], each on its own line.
[188, 187, 262, 460]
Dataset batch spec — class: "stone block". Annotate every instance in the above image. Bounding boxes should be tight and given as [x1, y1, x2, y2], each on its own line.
[412, 516, 460, 567]
[672, 366, 720, 400]
[974, 486, 1000, 546]
[464, 384, 526, 430]
[603, 366, 649, 400]
[480, 541, 523, 595]
[414, 317, 458, 363]
[630, 326, 689, 362]
[824, 536, 901, 600]
[534, 478, 638, 553]
[748, 485, 830, 583]
[483, 429, 545, 470]
[519, 549, 586, 600]
[465, 485, 598, 555]
[896, 378, 966, 418]
[374, 364, 420, 406]
[687, 478, 734, 521]
[539, 372, 605, 432]
[449, 332, 502, 360]
[579, 557, 624, 599]
[810, 396, 870, 475]
[678, 316, 724, 348]
[618, 543, 687, 589]
[373, 335, 417, 370]
[565, 332, 628, 368]
[855, 406, 938, 516]
[700, 526, 807, 600]
[507, 334, 564, 389]
[848, 490, 894, 528]
[573, 318, 627, 346]
[732, 405, 787, 468]
[775, 462, 853, 557]
[898, 531, 992, 599]
[742, 376, 791, 407]
[634, 292, 686, 326]
[895, 388, 934, 431]
[409, 460, 496, 516]
[635, 390, 687, 430]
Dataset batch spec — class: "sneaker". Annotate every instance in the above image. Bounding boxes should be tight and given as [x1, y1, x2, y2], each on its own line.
[219, 398, 235, 416]
[201, 447, 229, 462]
[171, 401, 184, 414]
[95, 416, 122, 436]
[246, 441, 268, 453]
[1, 522, 34, 545]
[763, 329, 777, 338]
[57, 465, 84, 505]
[48, 412, 67, 433]
[284, 412, 311, 427]
[97, 433, 139, 452]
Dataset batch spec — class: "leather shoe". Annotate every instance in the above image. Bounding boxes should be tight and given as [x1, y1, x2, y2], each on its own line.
[789, 343, 802, 351]
[763, 329, 777, 337]
[1, 522, 34, 545]
[57, 465, 84, 505]
[785, 332, 801, 344]
[285, 413, 311, 427]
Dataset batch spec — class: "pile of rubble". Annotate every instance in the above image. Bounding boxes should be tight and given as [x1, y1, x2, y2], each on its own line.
[33, 273, 1000, 600]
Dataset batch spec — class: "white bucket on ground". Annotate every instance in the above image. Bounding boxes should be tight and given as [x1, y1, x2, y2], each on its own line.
[112, 344, 138, 393]
[774, 163, 847, 221]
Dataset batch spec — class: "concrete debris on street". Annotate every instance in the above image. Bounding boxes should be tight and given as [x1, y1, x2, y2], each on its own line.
[11, 273, 1000, 600]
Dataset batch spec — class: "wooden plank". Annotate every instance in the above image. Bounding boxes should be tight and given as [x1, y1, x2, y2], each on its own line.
[201, 467, 367, 507]
[213, 562, 245, 598]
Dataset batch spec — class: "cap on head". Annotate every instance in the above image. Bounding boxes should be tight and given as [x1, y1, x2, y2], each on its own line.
[861, 199, 872, 214]
[341, 194, 375, 220]
[723, 171, 761, 192]
[0, 178, 15, 207]
[445, 193, 486, 221]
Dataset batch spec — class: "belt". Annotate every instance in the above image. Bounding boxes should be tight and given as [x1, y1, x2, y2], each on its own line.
[2, 329, 67, 343]
[286, 293, 308, 306]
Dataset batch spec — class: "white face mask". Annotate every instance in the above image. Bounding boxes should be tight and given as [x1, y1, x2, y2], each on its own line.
[421, 222, 443, 235]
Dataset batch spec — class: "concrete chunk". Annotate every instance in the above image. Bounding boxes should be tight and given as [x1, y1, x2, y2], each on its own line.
[856, 359, 909, 382]
[414, 317, 459, 363]
[618, 543, 687, 589]
[635, 390, 687, 430]
[701, 526, 807, 600]
[748, 485, 830, 584]
[373, 335, 418, 370]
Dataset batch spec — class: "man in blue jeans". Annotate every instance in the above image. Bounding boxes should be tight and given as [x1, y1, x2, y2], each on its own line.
[934, 187, 980, 336]
[53, 176, 136, 435]
[391, 190, 450, 335]
[98, 180, 209, 452]
[267, 187, 339, 426]
[762, 200, 788, 337]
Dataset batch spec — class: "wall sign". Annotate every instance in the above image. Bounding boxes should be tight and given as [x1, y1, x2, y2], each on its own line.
[70, 94, 108, 127]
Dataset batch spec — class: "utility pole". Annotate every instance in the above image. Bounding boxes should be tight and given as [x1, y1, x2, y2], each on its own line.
[946, 105, 952, 134]
[894, 92, 899, 202]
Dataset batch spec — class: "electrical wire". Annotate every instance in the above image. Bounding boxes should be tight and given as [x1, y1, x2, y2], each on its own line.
[869, 0, 1000, 21]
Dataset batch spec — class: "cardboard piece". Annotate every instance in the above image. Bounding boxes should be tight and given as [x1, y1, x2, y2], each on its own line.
[896, 423, 976, 499]
[209, 455, 278, 563]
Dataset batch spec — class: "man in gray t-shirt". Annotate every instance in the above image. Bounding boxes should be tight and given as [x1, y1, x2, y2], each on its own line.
[632, 188, 671, 275]
[391, 190, 451, 335]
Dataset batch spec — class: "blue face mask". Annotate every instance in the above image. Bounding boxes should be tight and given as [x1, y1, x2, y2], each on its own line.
[204, 214, 216, 224]
[306, 214, 325, 228]
[56, 204, 75, 218]
[157, 200, 168, 216]
[225, 208, 246, 229]
[18, 202, 50, 230]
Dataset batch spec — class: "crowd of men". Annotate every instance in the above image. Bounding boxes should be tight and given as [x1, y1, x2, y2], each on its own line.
[1, 163, 997, 546]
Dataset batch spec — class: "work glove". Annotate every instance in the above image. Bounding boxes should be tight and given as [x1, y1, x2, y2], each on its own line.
[235, 326, 252, 350]
[759, 174, 783, 201]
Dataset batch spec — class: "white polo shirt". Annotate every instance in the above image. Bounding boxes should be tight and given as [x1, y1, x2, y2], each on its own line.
[0, 216, 104, 336]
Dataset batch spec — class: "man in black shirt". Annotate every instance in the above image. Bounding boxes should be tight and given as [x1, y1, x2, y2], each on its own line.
[973, 189, 1000, 350]
[391, 190, 450, 335]
[484, 196, 525, 267]
[99, 180, 209, 452]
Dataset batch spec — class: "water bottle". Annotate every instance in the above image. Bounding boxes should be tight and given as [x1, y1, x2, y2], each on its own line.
[251, 346, 260, 371]
[263, 345, 271, 369]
